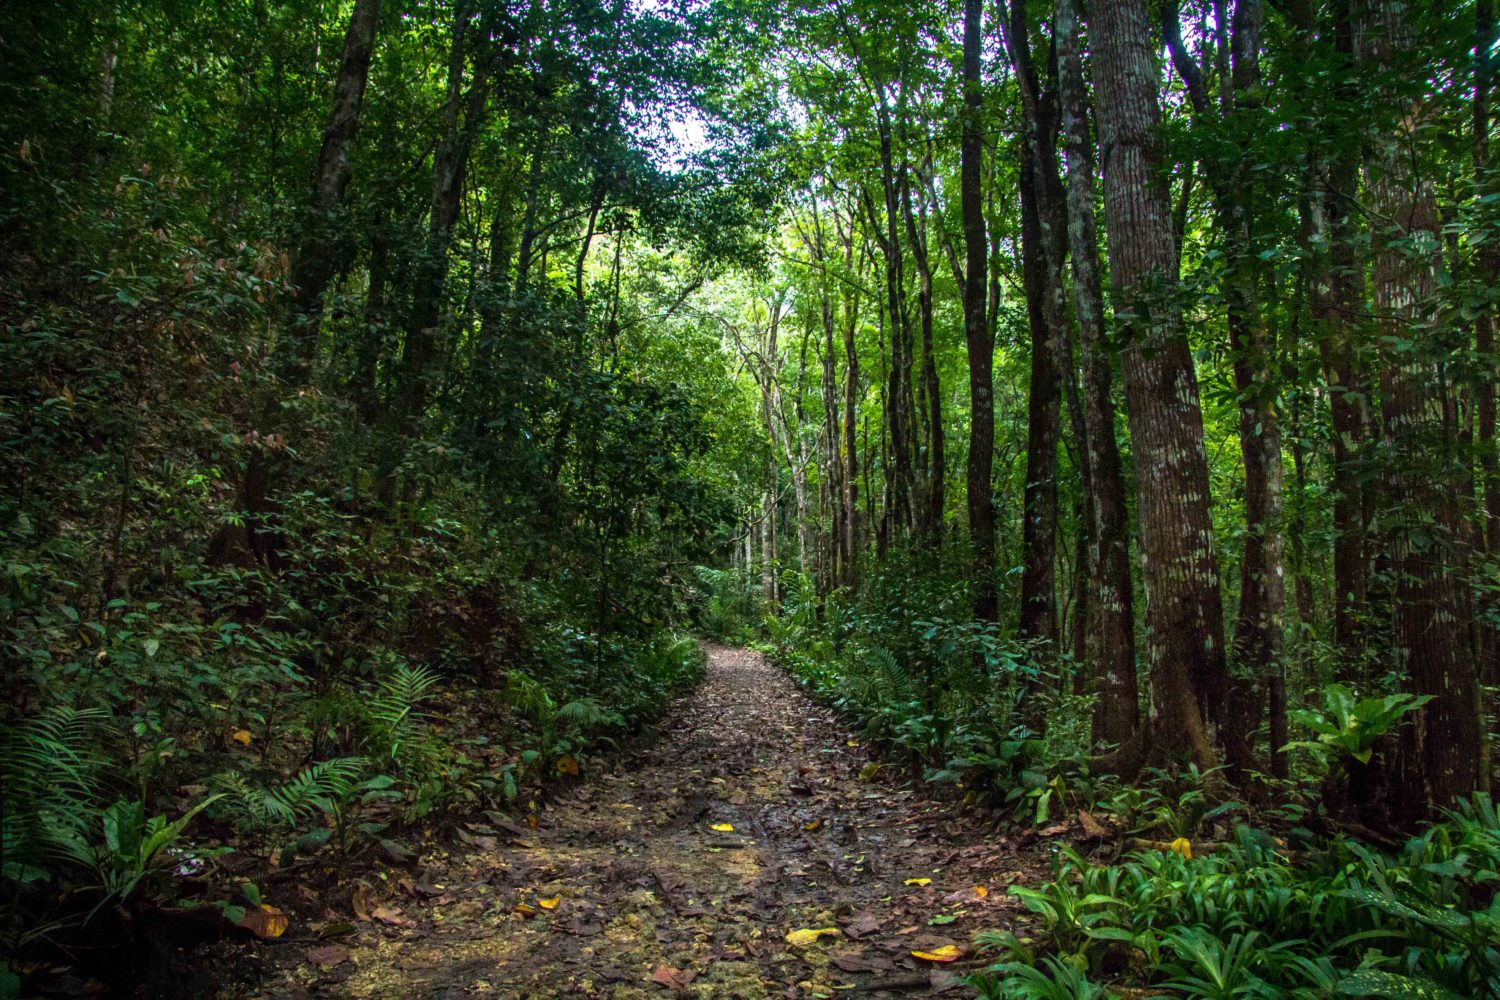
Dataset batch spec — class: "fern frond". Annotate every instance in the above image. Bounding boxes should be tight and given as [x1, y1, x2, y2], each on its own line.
[505, 671, 556, 722]
[1, 707, 112, 878]
[556, 698, 609, 730]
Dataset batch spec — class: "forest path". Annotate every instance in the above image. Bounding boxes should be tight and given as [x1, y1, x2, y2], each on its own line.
[262, 646, 1039, 999]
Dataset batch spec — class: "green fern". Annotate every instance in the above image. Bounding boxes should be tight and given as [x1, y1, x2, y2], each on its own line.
[505, 670, 557, 722]
[556, 697, 610, 730]
[211, 757, 366, 835]
[364, 663, 441, 767]
[1, 707, 112, 883]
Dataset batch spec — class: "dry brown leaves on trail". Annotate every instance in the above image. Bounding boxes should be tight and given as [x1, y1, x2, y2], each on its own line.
[254, 646, 1044, 999]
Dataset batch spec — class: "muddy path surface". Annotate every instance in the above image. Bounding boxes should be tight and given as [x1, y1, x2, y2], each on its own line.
[256, 646, 1043, 998]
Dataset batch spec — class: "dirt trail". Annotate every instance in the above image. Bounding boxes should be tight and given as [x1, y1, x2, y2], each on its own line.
[259, 646, 1040, 998]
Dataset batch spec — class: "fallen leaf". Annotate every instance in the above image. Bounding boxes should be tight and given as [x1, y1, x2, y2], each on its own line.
[858, 763, 882, 781]
[371, 905, 413, 927]
[903, 878, 932, 887]
[556, 755, 580, 777]
[1078, 810, 1109, 840]
[306, 945, 349, 968]
[802, 819, 823, 832]
[911, 944, 962, 963]
[351, 886, 371, 921]
[513, 903, 537, 917]
[650, 965, 696, 990]
[832, 952, 890, 973]
[239, 904, 288, 938]
[928, 914, 957, 925]
[1169, 837, 1193, 859]
[709, 822, 734, 833]
[942, 885, 988, 904]
[1038, 822, 1070, 837]
[784, 927, 841, 947]
[538, 897, 561, 909]
[231, 729, 252, 746]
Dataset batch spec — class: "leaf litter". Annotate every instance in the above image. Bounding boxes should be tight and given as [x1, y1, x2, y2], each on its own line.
[250, 646, 1046, 998]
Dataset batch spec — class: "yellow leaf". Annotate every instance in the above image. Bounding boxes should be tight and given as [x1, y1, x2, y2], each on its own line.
[802, 819, 823, 832]
[239, 904, 288, 938]
[710, 822, 735, 832]
[1169, 837, 1193, 859]
[904, 878, 932, 887]
[513, 903, 536, 917]
[846, 740, 859, 747]
[911, 944, 961, 963]
[232, 729, 252, 746]
[973, 885, 988, 898]
[556, 754, 580, 776]
[784, 927, 841, 947]
[538, 897, 560, 909]
[858, 763, 882, 781]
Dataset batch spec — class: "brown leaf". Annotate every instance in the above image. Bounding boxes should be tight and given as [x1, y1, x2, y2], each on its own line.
[1078, 810, 1109, 840]
[239, 904, 289, 939]
[371, 905, 413, 928]
[842, 913, 882, 939]
[831, 951, 892, 973]
[650, 965, 696, 990]
[306, 945, 349, 968]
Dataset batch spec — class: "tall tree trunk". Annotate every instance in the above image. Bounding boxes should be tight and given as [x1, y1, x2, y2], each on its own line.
[385, 6, 488, 500]
[287, 0, 382, 376]
[903, 166, 945, 547]
[1356, 0, 1481, 809]
[1003, 0, 1065, 657]
[1162, 0, 1278, 777]
[1091, 0, 1227, 772]
[961, 0, 997, 624]
[841, 216, 863, 586]
[210, 0, 381, 567]
[1056, 0, 1138, 750]
[868, 119, 915, 540]
[1474, 0, 1499, 786]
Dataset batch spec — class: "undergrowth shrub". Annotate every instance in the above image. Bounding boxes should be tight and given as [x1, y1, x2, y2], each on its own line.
[971, 796, 1500, 999]
[761, 557, 1093, 822]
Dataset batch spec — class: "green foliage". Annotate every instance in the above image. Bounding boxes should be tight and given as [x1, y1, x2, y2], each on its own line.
[0, 707, 112, 887]
[1285, 684, 1433, 766]
[971, 804, 1500, 999]
[210, 757, 368, 839]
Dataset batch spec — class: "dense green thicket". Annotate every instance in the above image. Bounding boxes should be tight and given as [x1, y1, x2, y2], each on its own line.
[0, 0, 768, 980]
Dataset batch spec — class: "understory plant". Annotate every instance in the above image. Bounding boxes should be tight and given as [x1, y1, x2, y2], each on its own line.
[971, 797, 1500, 999]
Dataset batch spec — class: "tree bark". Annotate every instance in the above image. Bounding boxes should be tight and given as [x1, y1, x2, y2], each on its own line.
[1056, 0, 1139, 750]
[1003, 0, 1066, 657]
[903, 163, 945, 547]
[961, 0, 997, 624]
[1162, 0, 1278, 778]
[1473, 0, 1499, 785]
[287, 0, 381, 375]
[1091, 0, 1227, 771]
[1356, 0, 1481, 809]
[385, 5, 489, 500]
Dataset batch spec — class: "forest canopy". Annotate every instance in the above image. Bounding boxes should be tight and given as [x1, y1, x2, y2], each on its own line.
[1, 0, 1497, 996]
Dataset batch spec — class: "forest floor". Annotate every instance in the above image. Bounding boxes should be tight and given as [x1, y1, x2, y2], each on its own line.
[248, 646, 1045, 999]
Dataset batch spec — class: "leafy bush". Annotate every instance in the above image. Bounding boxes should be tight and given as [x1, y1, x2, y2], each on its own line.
[972, 798, 1500, 999]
